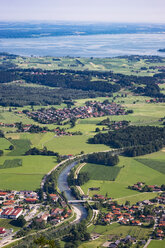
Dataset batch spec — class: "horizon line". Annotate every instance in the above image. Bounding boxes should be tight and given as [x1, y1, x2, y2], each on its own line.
[0, 20, 165, 25]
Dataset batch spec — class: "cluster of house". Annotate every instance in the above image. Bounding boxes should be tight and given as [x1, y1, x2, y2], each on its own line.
[26, 101, 126, 124]
[0, 190, 39, 219]
[156, 216, 165, 239]
[35, 207, 72, 225]
[129, 182, 162, 192]
[104, 235, 139, 248]
[0, 122, 15, 128]
[103, 204, 143, 226]
[92, 194, 110, 201]
[0, 190, 73, 237]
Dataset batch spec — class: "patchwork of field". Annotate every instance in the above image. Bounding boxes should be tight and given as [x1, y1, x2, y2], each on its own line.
[13, 56, 165, 76]
[79, 223, 152, 248]
[0, 159, 22, 169]
[8, 139, 31, 156]
[0, 155, 57, 190]
[81, 152, 165, 203]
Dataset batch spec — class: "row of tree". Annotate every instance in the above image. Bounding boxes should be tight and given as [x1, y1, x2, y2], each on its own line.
[25, 147, 59, 156]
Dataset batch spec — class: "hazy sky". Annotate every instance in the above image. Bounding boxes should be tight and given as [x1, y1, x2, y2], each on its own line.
[0, 0, 165, 23]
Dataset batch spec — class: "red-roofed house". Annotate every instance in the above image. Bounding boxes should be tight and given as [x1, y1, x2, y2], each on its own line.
[25, 198, 37, 203]
[0, 208, 14, 218]
[0, 227, 6, 235]
[9, 208, 23, 219]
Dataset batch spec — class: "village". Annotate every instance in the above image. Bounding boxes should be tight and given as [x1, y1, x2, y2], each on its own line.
[26, 101, 127, 124]
[0, 186, 165, 246]
[93, 193, 165, 247]
[0, 189, 72, 238]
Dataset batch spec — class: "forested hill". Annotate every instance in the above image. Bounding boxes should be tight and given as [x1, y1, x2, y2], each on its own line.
[0, 54, 165, 106]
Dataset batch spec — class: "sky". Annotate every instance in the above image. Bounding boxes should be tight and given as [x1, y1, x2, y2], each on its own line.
[0, 0, 165, 23]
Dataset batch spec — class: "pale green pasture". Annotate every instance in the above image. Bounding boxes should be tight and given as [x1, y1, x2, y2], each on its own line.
[0, 155, 57, 190]
[148, 239, 165, 248]
[0, 138, 11, 150]
[81, 153, 165, 200]
[43, 135, 109, 155]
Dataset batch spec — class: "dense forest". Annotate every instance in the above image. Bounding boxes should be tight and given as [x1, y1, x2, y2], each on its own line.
[0, 84, 105, 107]
[87, 152, 119, 166]
[89, 126, 165, 156]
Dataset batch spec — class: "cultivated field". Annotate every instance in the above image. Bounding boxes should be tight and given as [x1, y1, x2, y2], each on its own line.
[80, 163, 121, 181]
[10, 56, 165, 76]
[0, 155, 57, 190]
[148, 239, 165, 248]
[81, 152, 165, 203]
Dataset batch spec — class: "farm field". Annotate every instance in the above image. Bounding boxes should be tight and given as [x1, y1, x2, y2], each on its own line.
[13, 56, 165, 76]
[0, 138, 11, 150]
[0, 159, 22, 169]
[80, 163, 121, 181]
[79, 223, 152, 248]
[148, 239, 165, 248]
[40, 135, 110, 155]
[135, 151, 165, 174]
[8, 139, 31, 156]
[81, 152, 165, 202]
[0, 155, 57, 190]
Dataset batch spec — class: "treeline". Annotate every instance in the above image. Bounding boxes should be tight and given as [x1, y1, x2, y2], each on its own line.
[87, 152, 119, 166]
[124, 141, 163, 157]
[89, 126, 165, 156]
[25, 147, 59, 156]
[135, 83, 165, 98]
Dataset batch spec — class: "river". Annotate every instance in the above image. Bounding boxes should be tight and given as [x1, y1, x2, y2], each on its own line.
[58, 161, 88, 222]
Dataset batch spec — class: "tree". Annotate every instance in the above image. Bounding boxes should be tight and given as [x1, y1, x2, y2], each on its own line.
[14, 215, 26, 227]
[125, 200, 130, 206]
[9, 145, 14, 150]
[95, 127, 100, 132]
[0, 150, 3, 156]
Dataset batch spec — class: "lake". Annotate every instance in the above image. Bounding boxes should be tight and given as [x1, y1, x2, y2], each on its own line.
[0, 33, 165, 57]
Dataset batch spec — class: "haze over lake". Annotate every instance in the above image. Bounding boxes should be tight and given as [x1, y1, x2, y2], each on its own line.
[0, 23, 165, 57]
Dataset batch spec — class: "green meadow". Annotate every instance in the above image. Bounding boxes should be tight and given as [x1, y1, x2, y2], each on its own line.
[135, 151, 165, 174]
[80, 163, 121, 181]
[0, 156, 57, 190]
[8, 139, 31, 156]
[81, 152, 165, 202]
[148, 239, 165, 248]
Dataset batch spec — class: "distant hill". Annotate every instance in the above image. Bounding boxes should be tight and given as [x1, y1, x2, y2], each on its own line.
[158, 49, 165, 52]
